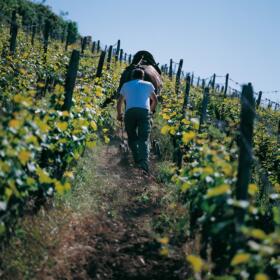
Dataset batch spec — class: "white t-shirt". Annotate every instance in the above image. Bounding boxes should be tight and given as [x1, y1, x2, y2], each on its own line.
[120, 79, 155, 111]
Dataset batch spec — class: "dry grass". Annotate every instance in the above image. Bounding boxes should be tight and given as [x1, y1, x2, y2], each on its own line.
[1, 145, 113, 279]
[1, 141, 188, 280]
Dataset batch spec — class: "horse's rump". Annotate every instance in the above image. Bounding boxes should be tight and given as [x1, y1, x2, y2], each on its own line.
[118, 51, 163, 94]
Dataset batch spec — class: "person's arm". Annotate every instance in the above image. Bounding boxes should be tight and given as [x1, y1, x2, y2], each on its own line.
[117, 95, 125, 121]
[150, 92, 158, 113]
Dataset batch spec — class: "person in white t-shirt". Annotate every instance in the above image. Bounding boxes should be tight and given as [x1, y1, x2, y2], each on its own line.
[117, 68, 158, 173]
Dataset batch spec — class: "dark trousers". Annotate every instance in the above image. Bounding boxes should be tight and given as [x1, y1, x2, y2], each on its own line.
[124, 108, 151, 170]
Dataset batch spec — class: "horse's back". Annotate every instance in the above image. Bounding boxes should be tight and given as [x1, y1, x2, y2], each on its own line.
[142, 65, 162, 93]
[119, 64, 162, 94]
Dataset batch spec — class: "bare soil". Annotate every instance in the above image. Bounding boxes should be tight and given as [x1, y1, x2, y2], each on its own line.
[36, 141, 187, 280]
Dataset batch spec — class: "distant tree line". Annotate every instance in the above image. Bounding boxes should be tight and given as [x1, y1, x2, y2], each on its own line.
[0, 0, 79, 45]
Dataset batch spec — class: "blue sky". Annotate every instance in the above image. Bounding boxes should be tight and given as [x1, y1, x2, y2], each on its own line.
[43, 0, 280, 103]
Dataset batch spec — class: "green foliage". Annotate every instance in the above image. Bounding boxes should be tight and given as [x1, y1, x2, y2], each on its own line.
[0, 25, 127, 239]
[66, 21, 78, 45]
[155, 77, 280, 279]
[0, 0, 79, 42]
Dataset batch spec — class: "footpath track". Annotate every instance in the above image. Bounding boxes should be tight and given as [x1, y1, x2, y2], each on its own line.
[35, 140, 186, 280]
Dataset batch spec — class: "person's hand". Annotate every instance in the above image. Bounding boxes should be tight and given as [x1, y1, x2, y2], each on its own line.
[117, 113, 123, 121]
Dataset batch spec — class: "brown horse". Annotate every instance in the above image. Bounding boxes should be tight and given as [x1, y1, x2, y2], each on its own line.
[101, 51, 163, 109]
[118, 50, 163, 94]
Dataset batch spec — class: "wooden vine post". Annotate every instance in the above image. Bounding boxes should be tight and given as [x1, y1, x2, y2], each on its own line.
[61, 25, 67, 43]
[62, 50, 80, 111]
[278, 119, 280, 143]
[91, 41, 96, 53]
[10, 11, 18, 55]
[173, 74, 191, 170]
[256, 91, 262, 108]
[115, 39, 121, 61]
[191, 73, 194, 86]
[212, 73, 216, 90]
[128, 54, 132, 64]
[119, 49, 123, 64]
[175, 59, 184, 95]
[96, 51, 106, 78]
[224, 73, 229, 96]
[169, 59, 173, 80]
[197, 77, 200, 87]
[236, 83, 255, 221]
[182, 75, 191, 118]
[31, 25, 36, 46]
[43, 20, 51, 54]
[163, 64, 167, 75]
[81, 37, 87, 54]
[216, 85, 220, 92]
[199, 87, 210, 131]
[65, 22, 70, 51]
[97, 40, 100, 52]
[107, 45, 113, 69]
[201, 79, 205, 89]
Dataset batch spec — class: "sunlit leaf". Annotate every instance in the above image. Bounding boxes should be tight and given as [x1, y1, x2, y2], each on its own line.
[250, 229, 267, 240]
[181, 181, 192, 192]
[36, 168, 53, 184]
[8, 119, 21, 129]
[0, 161, 10, 173]
[161, 125, 171, 135]
[206, 184, 231, 198]
[104, 135, 110, 144]
[248, 184, 258, 196]
[90, 121, 97, 131]
[159, 247, 169, 256]
[255, 273, 269, 280]
[37, 82, 45, 88]
[158, 237, 169, 245]
[182, 131, 196, 144]
[57, 122, 68, 131]
[86, 141, 97, 148]
[231, 253, 250, 266]
[18, 150, 31, 165]
[186, 255, 204, 273]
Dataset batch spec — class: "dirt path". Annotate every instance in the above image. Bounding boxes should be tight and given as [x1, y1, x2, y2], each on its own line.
[36, 141, 186, 280]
